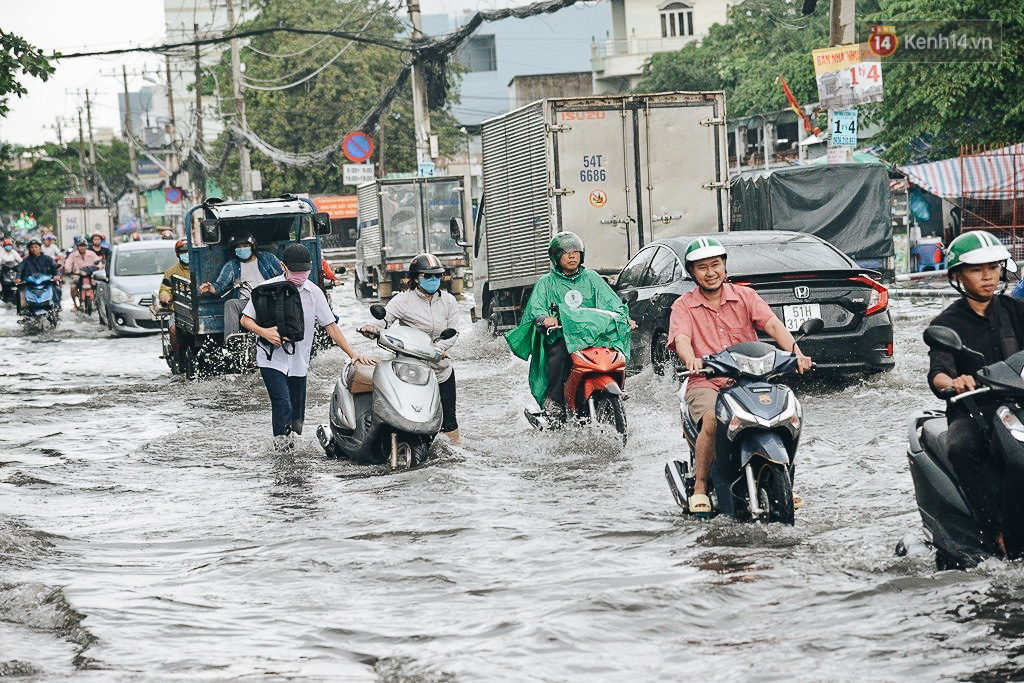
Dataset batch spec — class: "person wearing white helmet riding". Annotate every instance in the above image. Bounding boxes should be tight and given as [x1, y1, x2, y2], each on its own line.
[928, 230, 1024, 558]
[667, 236, 812, 515]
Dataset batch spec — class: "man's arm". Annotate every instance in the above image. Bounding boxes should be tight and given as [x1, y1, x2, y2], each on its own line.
[673, 334, 703, 373]
[325, 322, 375, 365]
[241, 313, 280, 346]
[763, 317, 811, 372]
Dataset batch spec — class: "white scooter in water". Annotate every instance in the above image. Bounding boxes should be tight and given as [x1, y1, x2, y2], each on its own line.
[316, 304, 457, 470]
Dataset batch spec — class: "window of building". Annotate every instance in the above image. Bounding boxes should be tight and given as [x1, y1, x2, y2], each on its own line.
[456, 35, 497, 72]
[659, 2, 694, 38]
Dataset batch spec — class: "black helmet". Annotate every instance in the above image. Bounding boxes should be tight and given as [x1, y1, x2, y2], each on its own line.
[26, 239, 41, 248]
[548, 231, 585, 267]
[231, 232, 256, 249]
[409, 253, 445, 278]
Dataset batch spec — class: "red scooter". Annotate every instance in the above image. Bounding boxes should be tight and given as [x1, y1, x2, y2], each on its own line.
[525, 316, 629, 443]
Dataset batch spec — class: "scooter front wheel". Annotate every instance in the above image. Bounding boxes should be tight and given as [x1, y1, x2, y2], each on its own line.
[592, 393, 627, 443]
[755, 463, 795, 525]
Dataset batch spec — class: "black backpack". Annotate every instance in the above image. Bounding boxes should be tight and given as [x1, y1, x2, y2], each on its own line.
[250, 280, 305, 359]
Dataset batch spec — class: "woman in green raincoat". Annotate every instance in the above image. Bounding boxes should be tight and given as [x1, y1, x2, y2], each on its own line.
[505, 231, 632, 418]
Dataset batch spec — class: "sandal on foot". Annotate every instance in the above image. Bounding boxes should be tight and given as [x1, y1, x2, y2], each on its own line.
[688, 493, 711, 514]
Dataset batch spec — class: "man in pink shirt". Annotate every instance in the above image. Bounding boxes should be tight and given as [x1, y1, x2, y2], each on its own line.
[667, 236, 811, 514]
[63, 240, 102, 311]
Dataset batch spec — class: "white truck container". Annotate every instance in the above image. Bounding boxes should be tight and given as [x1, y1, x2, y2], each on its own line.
[464, 92, 729, 333]
[56, 203, 114, 249]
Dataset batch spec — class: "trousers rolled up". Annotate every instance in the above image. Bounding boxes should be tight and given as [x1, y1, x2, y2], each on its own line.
[259, 367, 307, 436]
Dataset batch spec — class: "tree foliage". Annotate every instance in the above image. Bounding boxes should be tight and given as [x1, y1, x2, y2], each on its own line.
[865, 0, 1024, 163]
[207, 0, 462, 198]
[637, 0, 1023, 163]
[0, 30, 56, 118]
[638, 0, 835, 120]
[0, 141, 130, 228]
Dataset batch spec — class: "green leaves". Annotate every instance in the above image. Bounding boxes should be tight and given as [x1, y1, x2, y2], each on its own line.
[0, 30, 56, 118]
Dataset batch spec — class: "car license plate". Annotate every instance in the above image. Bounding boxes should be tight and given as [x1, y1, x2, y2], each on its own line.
[783, 303, 821, 331]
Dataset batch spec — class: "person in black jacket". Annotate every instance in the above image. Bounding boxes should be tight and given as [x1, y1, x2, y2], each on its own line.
[927, 230, 1024, 557]
[15, 239, 61, 313]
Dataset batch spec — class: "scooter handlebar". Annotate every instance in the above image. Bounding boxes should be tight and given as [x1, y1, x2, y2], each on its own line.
[948, 386, 991, 404]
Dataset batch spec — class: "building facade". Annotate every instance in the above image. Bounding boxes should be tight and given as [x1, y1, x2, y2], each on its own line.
[591, 0, 730, 94]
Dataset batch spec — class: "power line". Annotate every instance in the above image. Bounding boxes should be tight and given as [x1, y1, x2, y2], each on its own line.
[53, 26, 409, 60]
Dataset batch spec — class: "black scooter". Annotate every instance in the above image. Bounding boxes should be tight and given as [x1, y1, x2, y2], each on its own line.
[0, 263, 17, 305]
[665, 318, 821, 525]
[905, 325, 1024, 569]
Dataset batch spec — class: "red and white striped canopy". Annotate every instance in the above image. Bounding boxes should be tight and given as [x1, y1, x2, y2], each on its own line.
[900, 143, 1024, 200]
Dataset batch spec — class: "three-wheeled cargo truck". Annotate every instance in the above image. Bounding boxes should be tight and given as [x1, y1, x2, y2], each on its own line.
[353, 175, 471, 299]
[163, 195, 332, 378]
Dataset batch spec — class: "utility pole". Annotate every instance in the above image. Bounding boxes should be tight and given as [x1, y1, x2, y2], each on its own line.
[122, 66, 141, 223]
[407, 0, 432, 170]
[828, 0, 856, 164]
[77, 109, 87, 197]
[85, 90, 99, 203]
[165, 54, 178, 168]
[54, 117, 63, 146]
[829, 0, 855, 46]
[194, 23, 205, 202]
[226, 0, 253, 199]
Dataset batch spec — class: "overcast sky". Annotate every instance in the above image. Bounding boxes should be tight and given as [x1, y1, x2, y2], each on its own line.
[0, 0, 515, 147]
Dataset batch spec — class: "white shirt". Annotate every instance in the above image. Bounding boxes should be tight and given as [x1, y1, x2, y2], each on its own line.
[382, 288, 459, 382]
[242, 275, 336, 377]
[0, 250, 22, 266]
[240, 258, 264, 288]
[42, 244, 63, 263]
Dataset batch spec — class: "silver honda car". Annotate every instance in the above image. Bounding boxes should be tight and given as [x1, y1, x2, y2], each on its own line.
[95, 240, 178, 336]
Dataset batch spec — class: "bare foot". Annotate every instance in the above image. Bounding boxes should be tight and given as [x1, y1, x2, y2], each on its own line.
[996, 533, 1008, 559]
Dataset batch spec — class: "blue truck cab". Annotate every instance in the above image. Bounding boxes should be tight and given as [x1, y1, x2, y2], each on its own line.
[167, 195, 331, 376]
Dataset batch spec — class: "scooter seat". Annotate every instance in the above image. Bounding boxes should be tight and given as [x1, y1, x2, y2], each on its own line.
[346, 362, 375, 394]
[920, 417, 952, 469]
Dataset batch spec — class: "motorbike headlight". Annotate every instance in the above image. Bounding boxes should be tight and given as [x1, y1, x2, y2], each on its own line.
[773, 394, 802, 434]
[392, 360, 430, 386]
[996, 406, 1024, 442]
[723, 394, 761, 441]
[731, 350, 775, 377]
[110, 286, 133, 304]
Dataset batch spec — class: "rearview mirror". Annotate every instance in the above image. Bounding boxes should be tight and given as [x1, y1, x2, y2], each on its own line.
[314, 212, 331, 236]
[438, 327, 458, 340]
[370, 303, 387, 320]
[449, 217, 468, 247]
[924, 325, 963, 352]
[200, 219, 221, 245]
[93, 269, 108, 282]
[796, 318, 824, 337]
[335, 265, 347, 275]
[620, 289, 639, 305]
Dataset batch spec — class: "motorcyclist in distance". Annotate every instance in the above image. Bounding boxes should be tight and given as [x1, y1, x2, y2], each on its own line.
[63, 239, 102, 311]
[89, 232, 111, 265]
[41, 234, 63, 267]
[159, 239, 192, 360]
[15, 239, 61, 313]
[1, 237, 23, 267]
[669, 236, 811, 515]
[927, 230, 1024, 558]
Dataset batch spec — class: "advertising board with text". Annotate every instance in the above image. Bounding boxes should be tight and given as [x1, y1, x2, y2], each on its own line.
[811, 43, 884, 110]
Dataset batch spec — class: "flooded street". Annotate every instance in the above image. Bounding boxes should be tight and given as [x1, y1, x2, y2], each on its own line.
[4, 287, 1024, 681]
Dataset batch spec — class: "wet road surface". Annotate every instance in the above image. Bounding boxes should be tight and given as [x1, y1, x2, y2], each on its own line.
[3, 287, 1024, 680]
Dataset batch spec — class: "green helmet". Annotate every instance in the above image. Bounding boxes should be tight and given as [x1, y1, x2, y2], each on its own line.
[549, 231, 585, 267]
[684, 236, 727, 266]
[946, 230, 1016, 273]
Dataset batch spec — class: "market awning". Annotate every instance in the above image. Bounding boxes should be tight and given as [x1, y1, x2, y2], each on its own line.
[900, 143, 1024, 200]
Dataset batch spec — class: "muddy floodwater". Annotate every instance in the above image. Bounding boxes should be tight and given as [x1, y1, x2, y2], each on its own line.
[3, 287, 1024, 681]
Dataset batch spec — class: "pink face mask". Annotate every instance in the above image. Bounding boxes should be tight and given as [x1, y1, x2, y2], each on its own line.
[286, 271, 309, 286]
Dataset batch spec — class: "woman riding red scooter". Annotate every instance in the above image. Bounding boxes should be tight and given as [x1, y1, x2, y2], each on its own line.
[505, 231, 634, 439]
